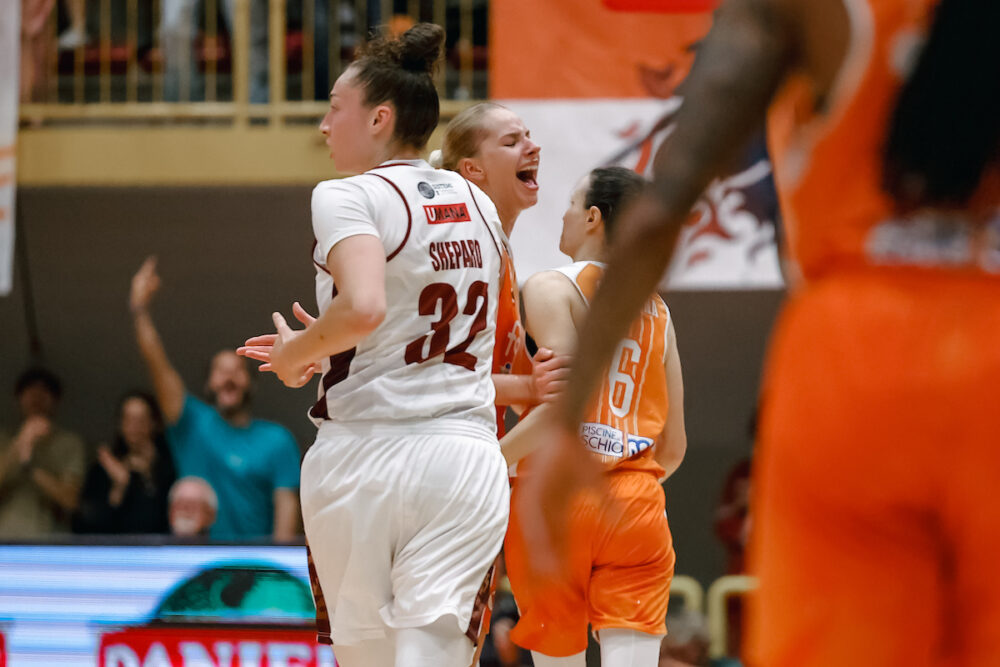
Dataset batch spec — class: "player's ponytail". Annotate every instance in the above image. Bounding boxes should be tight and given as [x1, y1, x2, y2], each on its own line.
[586, 166, 646, 240]
[352, 23, 445, 150]
[882, 0, 1000, 210]
[397, 22, 444, 75]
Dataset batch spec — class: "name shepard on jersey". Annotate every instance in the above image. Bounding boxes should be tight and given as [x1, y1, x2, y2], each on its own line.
[580, 422, 654, 459]
[430, 239, 483, 271]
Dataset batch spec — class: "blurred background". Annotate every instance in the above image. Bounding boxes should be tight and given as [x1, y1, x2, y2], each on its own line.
[2, 1, 779, 664]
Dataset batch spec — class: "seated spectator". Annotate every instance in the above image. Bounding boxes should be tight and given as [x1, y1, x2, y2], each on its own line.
[0, 367, 86, 537]
[168, 476, 218, 537]
[130, 257, 301, 541]
[480, 556, 531, 667]
[73, 391, 176, 534]
[714, 458, 752, 657]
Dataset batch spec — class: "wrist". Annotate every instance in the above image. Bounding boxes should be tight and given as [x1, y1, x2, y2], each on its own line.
[526, 374, 541, 405]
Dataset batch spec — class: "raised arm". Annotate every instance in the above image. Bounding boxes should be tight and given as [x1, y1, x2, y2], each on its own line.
[130, 257, 186, 424]
[655, 319, 687, 479]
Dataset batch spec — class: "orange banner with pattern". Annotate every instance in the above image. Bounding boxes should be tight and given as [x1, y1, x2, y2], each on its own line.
[489, 0, 713, 99]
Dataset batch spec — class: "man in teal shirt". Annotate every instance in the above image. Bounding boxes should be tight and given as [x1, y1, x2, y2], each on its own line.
[130, 257, 301, 540]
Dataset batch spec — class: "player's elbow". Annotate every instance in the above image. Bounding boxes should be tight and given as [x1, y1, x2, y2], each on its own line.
[345, 295, 386, 335]
[657, 429, 687, 476]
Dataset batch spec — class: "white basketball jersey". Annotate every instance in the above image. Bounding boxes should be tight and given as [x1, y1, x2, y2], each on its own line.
[309, 160, 504, 430]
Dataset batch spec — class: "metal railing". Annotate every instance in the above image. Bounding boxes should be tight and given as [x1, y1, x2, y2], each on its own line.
[707, 574, 758, 659]
[19, 0, 487, 125]
[671, 574, 705, 614]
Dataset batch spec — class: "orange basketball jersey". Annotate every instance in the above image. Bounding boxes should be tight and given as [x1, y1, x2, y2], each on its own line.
[768, 0, 1000, 282]
[556, 261, 670, 475]
[493, 239, 533, 436]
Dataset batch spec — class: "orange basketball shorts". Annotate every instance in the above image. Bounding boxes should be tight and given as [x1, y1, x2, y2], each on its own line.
[505, 469, 675, 657]
[747, 270, 1000, 667]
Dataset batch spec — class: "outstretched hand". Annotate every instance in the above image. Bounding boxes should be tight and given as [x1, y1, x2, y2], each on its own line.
[237, 302, 321, 388]
[130, 256, 160, 313]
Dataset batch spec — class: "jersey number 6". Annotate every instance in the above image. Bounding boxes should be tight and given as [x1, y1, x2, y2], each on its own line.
[405, 281, 489, 371]
[609, 338, 642, 418]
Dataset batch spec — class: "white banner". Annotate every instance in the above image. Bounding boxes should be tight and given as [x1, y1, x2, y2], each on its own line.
[504, 100, 784, 290]
[0, 0, 19, 296]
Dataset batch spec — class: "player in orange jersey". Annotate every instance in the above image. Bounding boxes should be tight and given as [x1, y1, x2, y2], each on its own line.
[501, 166, 687, 666]
[434, 103, 569, 436]
[519, 0, 999, 665]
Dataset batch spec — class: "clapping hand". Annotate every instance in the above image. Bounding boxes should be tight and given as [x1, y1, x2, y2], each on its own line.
[238, 302, 321, 388]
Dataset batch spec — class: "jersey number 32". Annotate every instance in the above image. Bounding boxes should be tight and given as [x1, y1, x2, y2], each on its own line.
[405, 281, 489, 371]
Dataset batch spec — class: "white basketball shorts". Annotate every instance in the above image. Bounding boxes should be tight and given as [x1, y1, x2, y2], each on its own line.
[300, 418, 509, 646]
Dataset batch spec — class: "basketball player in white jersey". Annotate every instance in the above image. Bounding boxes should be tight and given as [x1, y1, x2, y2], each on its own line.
[238, 23, 509, 667]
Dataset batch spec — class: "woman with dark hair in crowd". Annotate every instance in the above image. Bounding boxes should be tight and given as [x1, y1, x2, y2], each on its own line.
[74, 391, 176, 534]
[239, 23, 509, 667]
[520, 0, 999, 665]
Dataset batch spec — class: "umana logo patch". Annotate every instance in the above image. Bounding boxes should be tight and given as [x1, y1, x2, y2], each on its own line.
[424, 203, 471, 224]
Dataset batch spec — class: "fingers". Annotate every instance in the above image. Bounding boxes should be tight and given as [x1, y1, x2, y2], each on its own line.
[272, 312, 293, 337]
[536, 353, 572, 373]
[534, 347, 555, 362]
[138, 255, 156, 275]
[238, 347, 272, 363]
[292, 301, 317, 326]
[241, 334, 278, 347]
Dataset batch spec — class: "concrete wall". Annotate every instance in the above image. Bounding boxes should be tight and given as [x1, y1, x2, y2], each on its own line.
[0, 186, 784, 586]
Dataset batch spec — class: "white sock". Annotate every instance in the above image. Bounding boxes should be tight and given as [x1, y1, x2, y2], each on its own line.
[529, 650, 587, 667]
[394, 616, 474, 667]
[598, 628, 663, 667]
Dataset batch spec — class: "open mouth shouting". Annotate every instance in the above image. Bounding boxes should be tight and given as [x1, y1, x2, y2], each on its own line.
[516, 166, 539, 191]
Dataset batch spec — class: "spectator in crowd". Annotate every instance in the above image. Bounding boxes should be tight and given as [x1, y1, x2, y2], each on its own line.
[713, 457, 752, 658]
[159, 0, 268, 102]
[130, 256, 301, 541]
[714, 458, 752, 575]
[73, 391, 176, 534]
[20, 0, 55, 102]
[0, 367, 86, 537]
[56, 0, 89, 49]
[168, 476, 218, 537]
[480, 557, 532, 667]
[661, 608, 710, 667]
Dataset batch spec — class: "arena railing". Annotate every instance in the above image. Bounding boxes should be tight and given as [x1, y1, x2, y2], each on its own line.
[670, 574, 705, 615]
[707, 574, 758, 659]
[19, 0, 485, 126]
